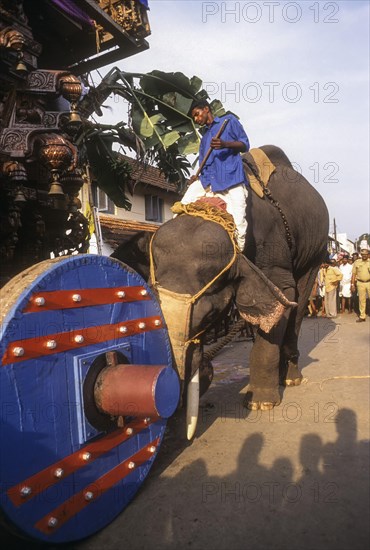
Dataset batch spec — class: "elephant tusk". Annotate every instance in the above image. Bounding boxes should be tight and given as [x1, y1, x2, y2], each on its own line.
[186, 368, 200, 440]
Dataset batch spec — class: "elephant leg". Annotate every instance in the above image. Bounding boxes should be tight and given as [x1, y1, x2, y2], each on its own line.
[243, 266, 297, 410]
[280, 265, 321, 386]
[244, 295, 293, 410]
[279, 309, 301, 386]
[244, 331, 281, 410]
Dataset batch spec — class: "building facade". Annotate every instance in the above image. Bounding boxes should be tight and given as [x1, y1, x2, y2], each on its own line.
[89, 155, 181, 255]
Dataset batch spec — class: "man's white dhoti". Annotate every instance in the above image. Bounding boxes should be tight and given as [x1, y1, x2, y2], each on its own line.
[181, 180, 248, 250]
[339, 263, 353, 298]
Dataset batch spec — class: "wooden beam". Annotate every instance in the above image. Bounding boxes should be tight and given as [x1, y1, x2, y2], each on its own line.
[68, 42, 149, 74]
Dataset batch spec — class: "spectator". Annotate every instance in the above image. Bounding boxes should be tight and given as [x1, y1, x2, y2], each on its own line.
[339, 255, 353, 313]
[351, 248, 370, 323]
[348, 257, 359, 314]
[317, 263, 327, 316]
[324, 259, 343, 318]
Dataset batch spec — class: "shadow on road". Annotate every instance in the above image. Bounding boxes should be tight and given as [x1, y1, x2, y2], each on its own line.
[3, 316, 362, 550]
[123, 407, 369, 550]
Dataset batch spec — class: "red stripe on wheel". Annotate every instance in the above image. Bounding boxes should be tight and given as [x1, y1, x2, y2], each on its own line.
[35, 437, 160, 535]
[24, 286, 150, 313]
[2, 316, 163, 366]
[7, 418, 156, 507]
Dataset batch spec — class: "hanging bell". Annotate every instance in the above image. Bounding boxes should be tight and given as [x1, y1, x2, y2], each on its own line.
[14, 187, 27, 203]
[69, 108, 81, 124]
[0, 29, 28, 74]
[15, 53, 27, 73]
[48, 181, 65, 196]
[48, 170, 65, 196]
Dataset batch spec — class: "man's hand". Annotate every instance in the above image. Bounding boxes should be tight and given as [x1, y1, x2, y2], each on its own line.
[210, 137, 225, 149]
[210, 138, 247, 152]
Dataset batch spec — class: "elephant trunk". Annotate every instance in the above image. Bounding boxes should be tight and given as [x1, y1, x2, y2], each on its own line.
[244, 256, 297, 307]
[235, 255, 297, 333]
[266, 280, 297, 309]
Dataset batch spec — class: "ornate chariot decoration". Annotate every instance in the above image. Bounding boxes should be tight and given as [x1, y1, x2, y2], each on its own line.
[0, 0, 151, 285]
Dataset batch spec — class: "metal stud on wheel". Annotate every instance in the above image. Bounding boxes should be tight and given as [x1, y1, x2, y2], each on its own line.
[0, 255, 179, 543]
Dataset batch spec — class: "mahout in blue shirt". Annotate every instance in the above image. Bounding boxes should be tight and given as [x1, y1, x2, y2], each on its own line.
[199, 114, 250, 192]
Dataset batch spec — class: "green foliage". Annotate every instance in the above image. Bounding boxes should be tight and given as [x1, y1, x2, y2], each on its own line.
[210, 99, 226, 118]
[79, 68, 230, 207]
[139, 70, 204, 97]
[177, 132, 201, 155]
[79, 124, 134, 209]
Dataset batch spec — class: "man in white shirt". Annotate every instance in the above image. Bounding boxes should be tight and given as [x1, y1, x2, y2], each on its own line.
[339, 255, 353, 313]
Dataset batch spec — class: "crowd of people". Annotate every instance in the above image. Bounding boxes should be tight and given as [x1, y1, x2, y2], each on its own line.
[307, 248, 370, 322]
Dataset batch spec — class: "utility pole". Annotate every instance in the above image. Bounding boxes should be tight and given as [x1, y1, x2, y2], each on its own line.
[333, 218, 339, 255]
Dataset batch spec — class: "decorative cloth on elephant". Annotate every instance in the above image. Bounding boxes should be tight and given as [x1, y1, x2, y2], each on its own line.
[196, 196, 227, 212]
[155, 285, 194, 381]
[242, 148, 276, 198]
[171, 199, 239, 252]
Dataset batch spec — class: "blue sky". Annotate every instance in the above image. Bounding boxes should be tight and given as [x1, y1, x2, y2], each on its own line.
[98, 0, 369, 241]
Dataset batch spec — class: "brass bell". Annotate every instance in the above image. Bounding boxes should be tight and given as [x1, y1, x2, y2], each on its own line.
[15, 58, 27, 73]
[69, 110, 81, 124]
[14, 187, 27, 203]
[48, 181, 65, 196]
[48, 169, 65, 197]
[15, 48, 27, 73]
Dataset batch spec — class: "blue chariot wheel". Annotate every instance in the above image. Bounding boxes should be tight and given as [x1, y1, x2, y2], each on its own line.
[0, 255, 179, 543]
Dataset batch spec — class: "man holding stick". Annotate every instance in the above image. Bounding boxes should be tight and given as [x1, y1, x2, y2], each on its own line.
[181, 99, 250, 250]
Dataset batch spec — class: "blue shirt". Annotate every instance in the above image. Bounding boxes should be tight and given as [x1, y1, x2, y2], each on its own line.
[199, 114, 250, 192]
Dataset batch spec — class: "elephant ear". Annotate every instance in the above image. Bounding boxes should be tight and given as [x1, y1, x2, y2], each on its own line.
[234, 255, 297, 333]
[111, 231, 152, 281]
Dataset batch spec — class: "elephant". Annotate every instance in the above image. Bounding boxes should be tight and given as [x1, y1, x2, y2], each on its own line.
[113, 145, 329, 433]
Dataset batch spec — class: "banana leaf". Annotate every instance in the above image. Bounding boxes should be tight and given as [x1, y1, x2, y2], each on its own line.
[162, 92, 193, 116]
[210, 99, 226, 118]
[162, 130, 181, 148]
[139, 70, 202, 98]
[80, 68, 232, 194]
[177, 132, 200, 155]
[85, 136, 133, 209]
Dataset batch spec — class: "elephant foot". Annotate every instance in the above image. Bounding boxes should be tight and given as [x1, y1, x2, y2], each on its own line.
[243, 386, 281, 410]
[246, 400, 277, 411]
[280, 359, 302, 387]
[284, 377, 302, 387]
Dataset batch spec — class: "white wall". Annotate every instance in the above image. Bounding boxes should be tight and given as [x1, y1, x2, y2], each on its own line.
[116, 185, 178, 223]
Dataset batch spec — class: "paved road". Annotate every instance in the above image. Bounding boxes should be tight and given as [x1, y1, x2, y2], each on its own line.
[3, 314, 370, 549]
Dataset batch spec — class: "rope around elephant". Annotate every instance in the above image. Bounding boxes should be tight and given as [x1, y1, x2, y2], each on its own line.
[204, 318, 249, 361]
